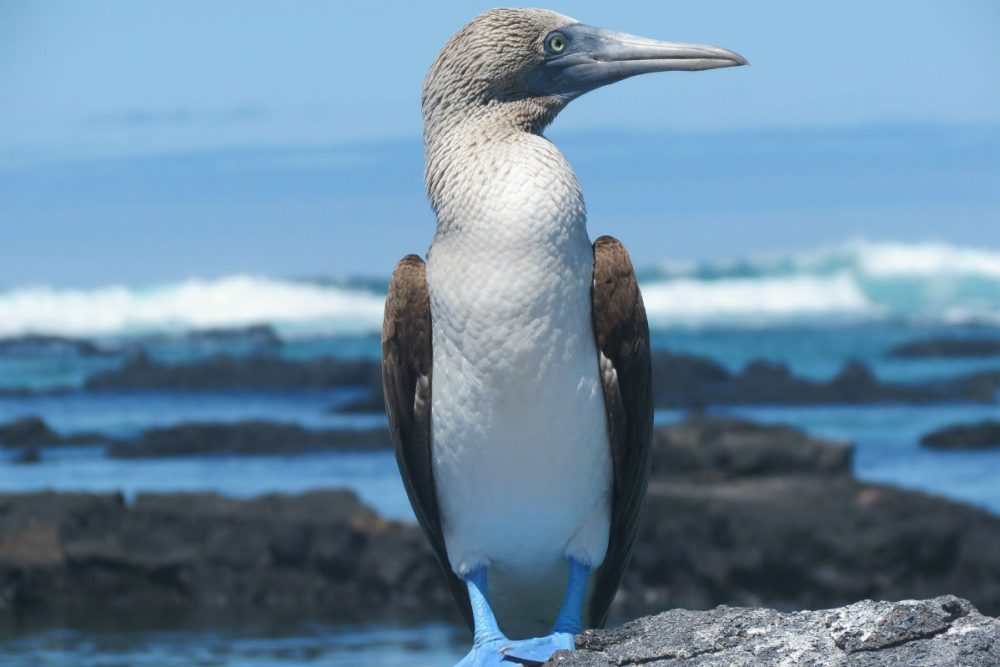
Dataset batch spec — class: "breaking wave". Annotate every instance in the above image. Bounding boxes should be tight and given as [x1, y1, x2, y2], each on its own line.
[640, 239, 1000, 327]
[1, 240, 998, 338]
[0, 276, 385, 339]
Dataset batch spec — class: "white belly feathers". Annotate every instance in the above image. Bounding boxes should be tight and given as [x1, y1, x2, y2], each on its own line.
[423, 127, 613, 636]
[426, 226, 611, 636]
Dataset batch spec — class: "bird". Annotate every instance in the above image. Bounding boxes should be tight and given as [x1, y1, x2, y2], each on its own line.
[382, 8, 746, 665]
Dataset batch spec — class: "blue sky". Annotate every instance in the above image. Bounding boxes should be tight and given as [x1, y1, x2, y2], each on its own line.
[2, 1, 999, 286]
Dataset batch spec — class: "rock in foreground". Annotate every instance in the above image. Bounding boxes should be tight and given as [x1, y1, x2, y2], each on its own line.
[555, 596, 999, 666]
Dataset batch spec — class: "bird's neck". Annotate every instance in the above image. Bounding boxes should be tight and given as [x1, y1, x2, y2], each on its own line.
[424, 110, 587, 249]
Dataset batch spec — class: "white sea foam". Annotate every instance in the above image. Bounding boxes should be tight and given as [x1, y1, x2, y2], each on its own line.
[0, 240, 997, 337]
[641, 272, 875, 326]
[779, 239, 1000, 279]
[0, 275, 385, 338]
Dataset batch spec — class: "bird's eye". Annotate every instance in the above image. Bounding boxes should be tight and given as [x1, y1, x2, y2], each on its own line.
[546, 32, 567, 54]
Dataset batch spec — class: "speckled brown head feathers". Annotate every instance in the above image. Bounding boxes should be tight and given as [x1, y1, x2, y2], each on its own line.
[422, 8, 576, 140]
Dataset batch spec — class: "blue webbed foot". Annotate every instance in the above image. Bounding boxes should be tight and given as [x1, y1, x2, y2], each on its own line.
[457, 567, 515, 666]
[501, 632, 575, 664]
[498, 557, 589, 663]
[456, 636, 516, 666]
[456, 560, 589, 666]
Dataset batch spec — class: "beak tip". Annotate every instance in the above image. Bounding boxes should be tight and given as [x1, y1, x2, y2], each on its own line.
[727, 51, 749, 67]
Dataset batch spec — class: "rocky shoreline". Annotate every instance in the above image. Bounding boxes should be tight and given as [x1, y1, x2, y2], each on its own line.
[2, 417, 999, 623]
[889, 336, 1000, 358]
[0, 416, 390, 460]
[68, 350, 1000, 411]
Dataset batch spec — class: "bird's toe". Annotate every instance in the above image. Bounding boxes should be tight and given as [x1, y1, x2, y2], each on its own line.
[500, 632, 576, 664]
[456, 637, 517, 667]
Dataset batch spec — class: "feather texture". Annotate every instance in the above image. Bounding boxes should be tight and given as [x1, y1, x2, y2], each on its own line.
[588, 235, 653, 627]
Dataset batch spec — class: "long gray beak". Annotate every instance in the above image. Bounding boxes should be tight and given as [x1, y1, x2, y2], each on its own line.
[524, 24, 747, 99]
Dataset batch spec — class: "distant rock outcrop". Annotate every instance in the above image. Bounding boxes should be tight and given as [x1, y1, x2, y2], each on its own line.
[0, 416, 60, 448]
[650, 416, 851, 480]
[85, 352, 382, 391]
[81, 349, 1000, 410]
[890, 336, 1000, 358]
[650, 355, 998, 408]
[106, 421, 391, 458]
[921, 420, 1000, 450]
[0, 416, 102, 448]
[0, 416, 392, 458]
[0, 334, 106, 357]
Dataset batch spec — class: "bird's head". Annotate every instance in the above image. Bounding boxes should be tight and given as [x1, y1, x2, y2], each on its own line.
[423, 8, 746, 137]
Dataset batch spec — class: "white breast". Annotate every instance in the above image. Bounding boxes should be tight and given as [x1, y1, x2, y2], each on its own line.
[425, 130, 612, 637]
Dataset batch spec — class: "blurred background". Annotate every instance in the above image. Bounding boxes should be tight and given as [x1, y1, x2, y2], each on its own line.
[2, 1, 999, 665]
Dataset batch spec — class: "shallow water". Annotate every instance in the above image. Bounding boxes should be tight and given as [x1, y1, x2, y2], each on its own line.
[0, 618, 466, 667]
[0, 388, 380, 437]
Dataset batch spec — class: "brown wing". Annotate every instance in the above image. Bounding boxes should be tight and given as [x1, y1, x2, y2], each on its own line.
[588, 236, 654, 628]
[381, 254, 472, 628]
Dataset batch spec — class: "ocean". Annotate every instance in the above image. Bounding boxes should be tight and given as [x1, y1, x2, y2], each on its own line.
[1, 239, 999, 665]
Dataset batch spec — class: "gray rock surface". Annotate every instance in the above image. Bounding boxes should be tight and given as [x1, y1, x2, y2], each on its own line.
[551, 596, 1000, 666]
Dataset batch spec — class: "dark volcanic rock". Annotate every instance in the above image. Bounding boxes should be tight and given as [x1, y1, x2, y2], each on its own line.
[0, 417, 60, 447]
[554, 596, 1000, 666]
[693, 357, 996, 407]
[649, 352, 997, 409]
[85, 352, 382, 391]
[85, 348, 998, 411]
[0, 416, 106, 448]
[623, 471, 1000, 618]
[0, 334, 105, 357]
[921, 420, 1000, 450]
[329, 350, 998, 415]
[106, 421, 391, 458]
[652, 417, 852, 480]
[647, 352, 731, 409]
[890, 336, 1000, 359]
[12, 448, 41, 464]
[0, 415, 393, 458]
[176, 324, 282, 346]
[0, 490, 453, 618]
[950, 369, 1000, 398]
[3, 417, 1000, 622]
[329, 392, 388, 414]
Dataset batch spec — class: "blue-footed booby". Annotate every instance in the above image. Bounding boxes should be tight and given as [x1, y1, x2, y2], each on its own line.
[382, 8, 745, 665]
